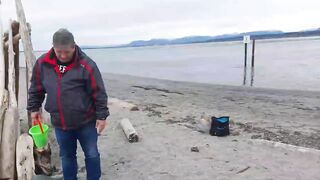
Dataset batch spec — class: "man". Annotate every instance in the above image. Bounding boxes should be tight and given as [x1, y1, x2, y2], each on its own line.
[27, 28, 109, 180]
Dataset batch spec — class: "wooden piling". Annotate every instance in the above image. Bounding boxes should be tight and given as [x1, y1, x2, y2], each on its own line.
[243, 43, 248, 85]
[251, 39, 255, 68]
[250, 39, 255, 86]
[244, 43, 248, 68]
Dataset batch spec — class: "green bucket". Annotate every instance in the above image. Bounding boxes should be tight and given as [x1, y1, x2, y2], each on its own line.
[29, 124, 50, 148]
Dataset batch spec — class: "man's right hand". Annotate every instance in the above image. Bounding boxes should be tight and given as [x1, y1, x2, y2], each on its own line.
[31, 111, 42, 125]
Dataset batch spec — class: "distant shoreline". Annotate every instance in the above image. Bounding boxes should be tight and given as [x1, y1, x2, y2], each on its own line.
[24, 35, 320, 52]
[21, 29, 320, 52]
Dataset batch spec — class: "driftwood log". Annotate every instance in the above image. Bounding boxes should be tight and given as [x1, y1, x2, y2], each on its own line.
[0, 108, 19, 179]
[0, 0, 5, 151]
[16, 133, 35, 180]
[15, 0, 34, 128]
[15, 0, 53, 176]
[4, 20, 20, 102]
[120, 118, 139, 143]
[0, 20, 19, 179]
[15, 0, 35, 89]
[0, 0, 5, 106]
[0, 90, 8, 154]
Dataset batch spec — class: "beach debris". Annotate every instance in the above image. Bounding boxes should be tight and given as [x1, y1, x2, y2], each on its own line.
[132, 85, 184, 95]
[143, 105, 162, 117]
[210, 116, 230, 136]
[235, 122, 320, 149]
[236, 166, 250, 174]
[33, 144, 53, 175]
[196, 117, 211, 133]
[250, 139, 320, 154]
[251, 134, 262, 139]
[130, 106, 139, 111]
[191, 146, 200, 152]
[120, 118, 139, 143]
[108, 98, 139, 111]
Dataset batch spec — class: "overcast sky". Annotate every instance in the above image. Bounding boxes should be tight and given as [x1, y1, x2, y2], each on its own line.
[2, 0, 320, 50]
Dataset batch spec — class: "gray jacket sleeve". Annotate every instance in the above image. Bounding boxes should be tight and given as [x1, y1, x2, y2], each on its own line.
[88, 63, 110, 120]
[27, 60, 46, 112]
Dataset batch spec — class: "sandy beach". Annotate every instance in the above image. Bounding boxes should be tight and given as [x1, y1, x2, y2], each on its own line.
[18, 69, 320, 180]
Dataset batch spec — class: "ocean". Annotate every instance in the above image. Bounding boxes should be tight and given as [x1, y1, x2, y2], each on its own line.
[23, 37, 320, 91]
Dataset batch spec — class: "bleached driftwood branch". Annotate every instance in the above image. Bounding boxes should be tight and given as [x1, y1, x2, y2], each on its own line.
[120, 118, 139, 143]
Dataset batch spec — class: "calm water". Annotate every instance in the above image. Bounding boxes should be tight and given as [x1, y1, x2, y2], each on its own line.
[23, 37, 320, 91]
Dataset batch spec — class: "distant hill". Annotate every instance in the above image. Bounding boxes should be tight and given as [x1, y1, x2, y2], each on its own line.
[81, 29, 320, 49]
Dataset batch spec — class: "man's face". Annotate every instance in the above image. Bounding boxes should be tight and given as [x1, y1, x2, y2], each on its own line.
[53, 46, 75, 62]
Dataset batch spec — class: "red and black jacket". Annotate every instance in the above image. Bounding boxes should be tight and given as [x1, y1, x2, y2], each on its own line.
[27, 46, 109, 130]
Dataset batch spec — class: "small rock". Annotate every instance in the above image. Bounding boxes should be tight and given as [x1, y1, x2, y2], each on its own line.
[191, 146, 200, 152]
[251, 134, 262, 139]
[293, 131, 301, 136]
[130, 106, 139, 111]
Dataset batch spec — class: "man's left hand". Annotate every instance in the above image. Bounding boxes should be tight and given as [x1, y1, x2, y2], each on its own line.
[96, 120, 108, 134]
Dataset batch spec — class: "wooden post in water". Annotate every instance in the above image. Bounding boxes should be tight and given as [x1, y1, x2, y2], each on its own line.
[244, 43, 248, 68]
[251, 39, 255, 68]
[243, 43, 247, 85]
[243, 35, 250, 86]
[250, 39, 255, 86]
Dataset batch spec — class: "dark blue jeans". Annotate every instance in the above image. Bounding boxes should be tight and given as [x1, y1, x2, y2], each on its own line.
[55, 121, 101, 180]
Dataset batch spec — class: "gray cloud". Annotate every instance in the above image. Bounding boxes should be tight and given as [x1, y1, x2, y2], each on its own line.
[2, 0, 320, 50]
